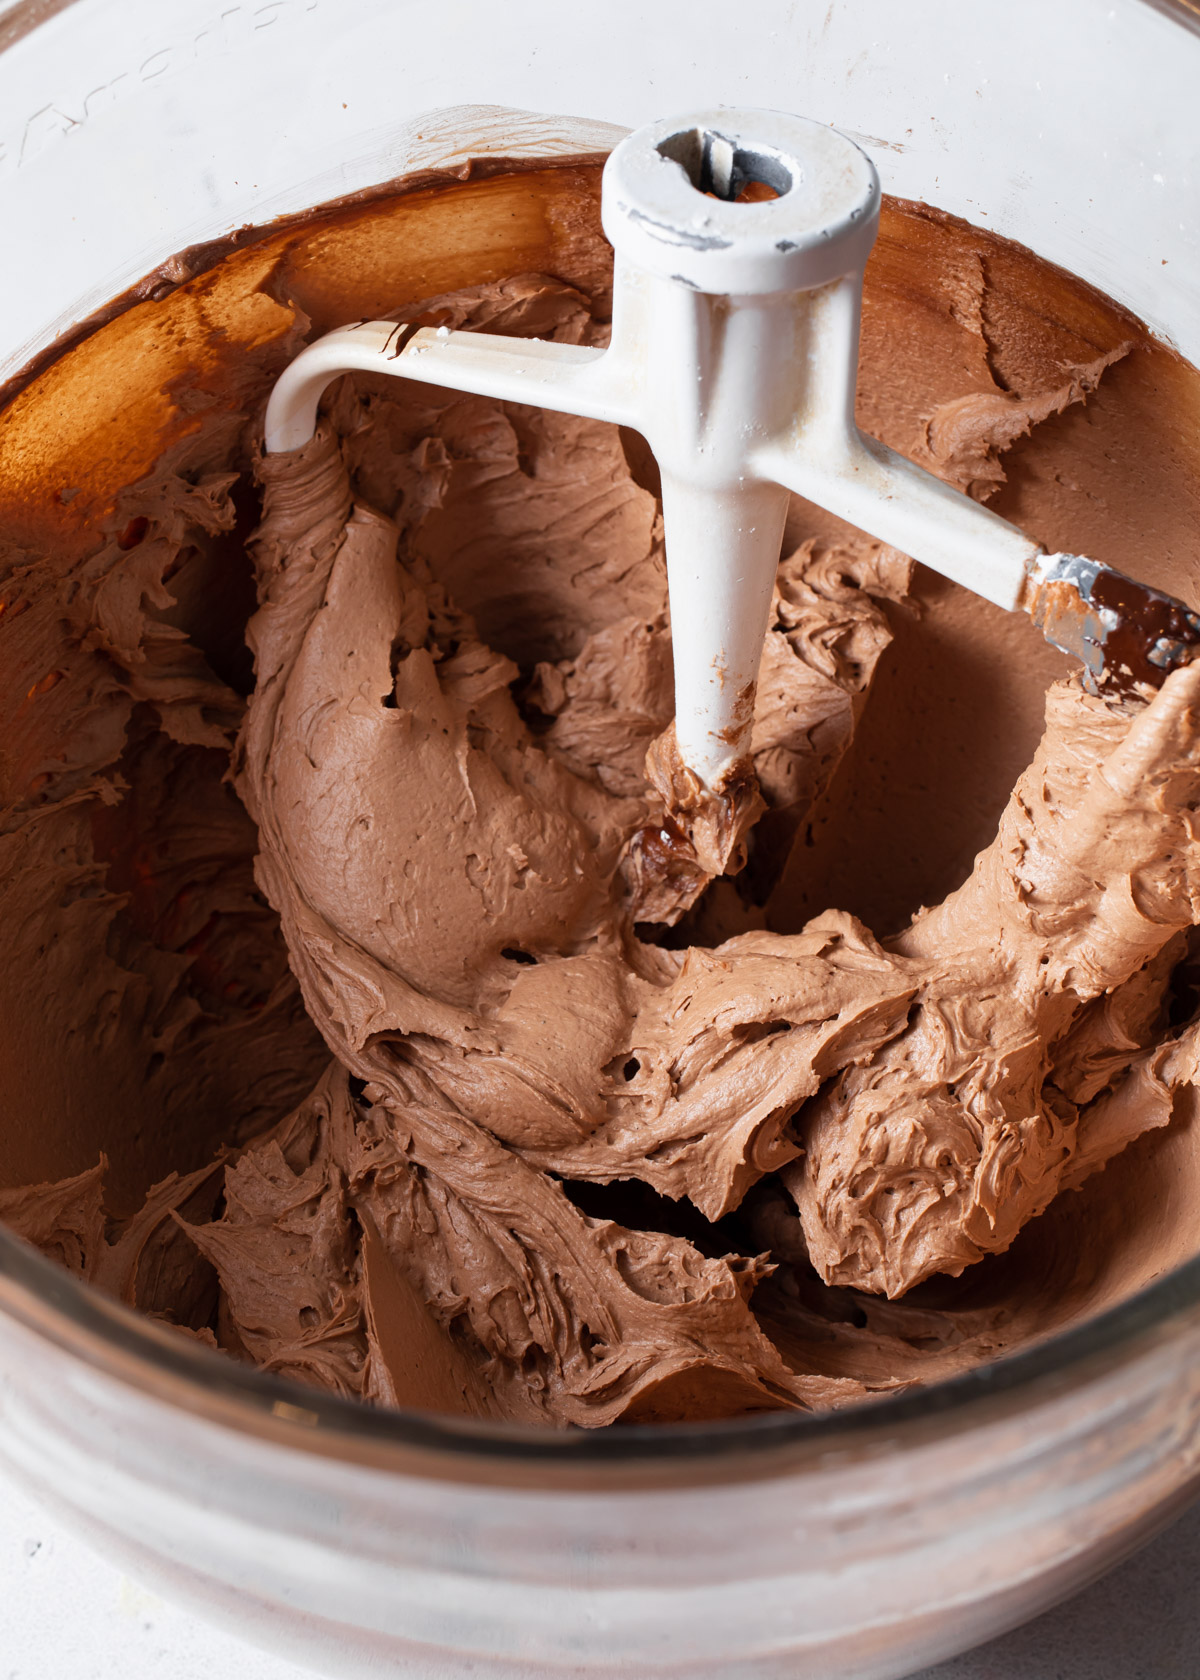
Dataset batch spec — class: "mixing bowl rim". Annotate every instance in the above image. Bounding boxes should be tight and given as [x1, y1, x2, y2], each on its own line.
[3, 1217, 1200, 1472]
[2, 0, 1198, 52]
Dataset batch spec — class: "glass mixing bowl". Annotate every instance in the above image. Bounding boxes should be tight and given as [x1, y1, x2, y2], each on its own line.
[2, 2, 1200, 1675]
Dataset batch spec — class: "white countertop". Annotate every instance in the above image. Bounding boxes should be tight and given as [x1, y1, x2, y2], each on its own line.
[2, 1463, 1196, 1679]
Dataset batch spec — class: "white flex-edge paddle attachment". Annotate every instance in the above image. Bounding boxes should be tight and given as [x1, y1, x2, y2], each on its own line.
[266, 110, 1043, 791]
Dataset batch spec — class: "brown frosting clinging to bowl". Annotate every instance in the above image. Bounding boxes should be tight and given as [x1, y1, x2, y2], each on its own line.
[3, 162, 1200, 1426]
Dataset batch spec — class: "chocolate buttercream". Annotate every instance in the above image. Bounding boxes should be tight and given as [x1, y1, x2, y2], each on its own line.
[4, 168, 1200, 1427]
